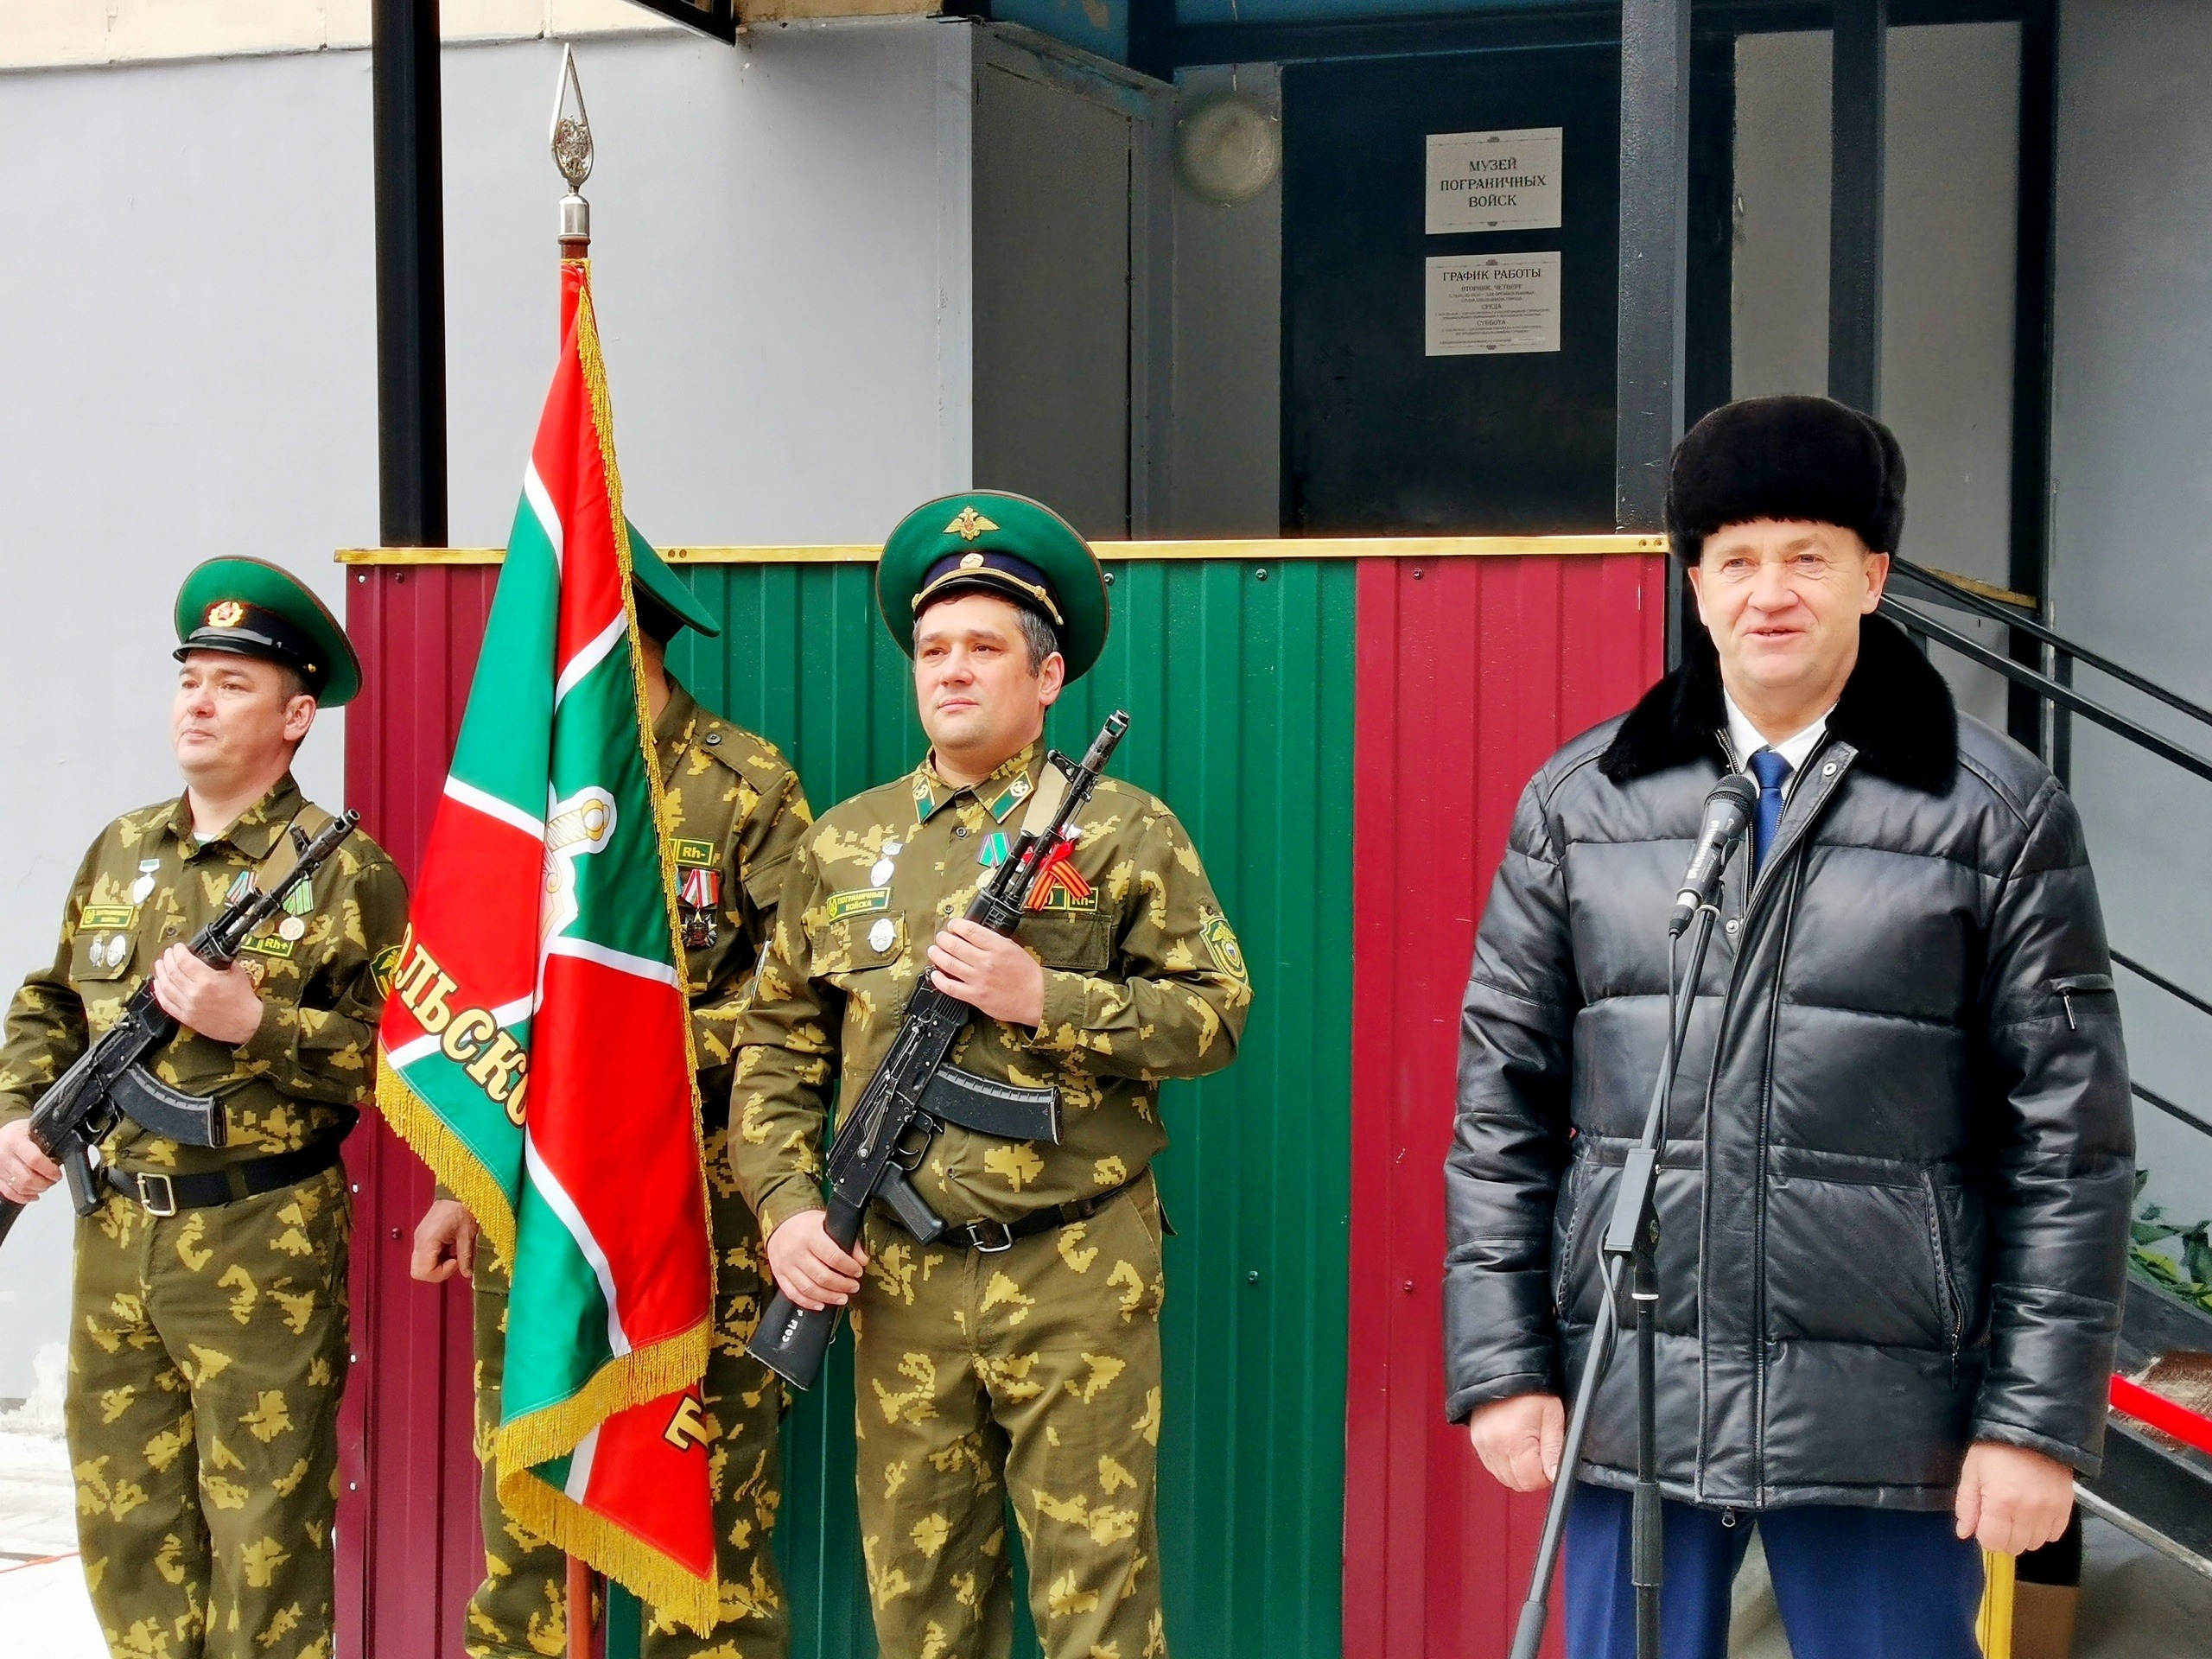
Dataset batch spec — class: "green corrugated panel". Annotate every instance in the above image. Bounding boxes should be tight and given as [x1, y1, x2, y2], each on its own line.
[657, 556, 1354, 1659]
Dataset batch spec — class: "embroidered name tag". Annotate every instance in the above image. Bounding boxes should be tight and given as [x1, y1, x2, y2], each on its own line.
[823, 887, 891, 922]
[240, 932, 296, 960]
[672, 838, 716, 868]
[79, 905, 137, 931]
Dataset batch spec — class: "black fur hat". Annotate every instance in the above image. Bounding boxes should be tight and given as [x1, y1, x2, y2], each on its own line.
[1666, 396, 1906, 563]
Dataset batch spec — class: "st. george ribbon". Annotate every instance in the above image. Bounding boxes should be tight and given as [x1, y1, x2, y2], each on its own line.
[1507, 769, 1759, 1659]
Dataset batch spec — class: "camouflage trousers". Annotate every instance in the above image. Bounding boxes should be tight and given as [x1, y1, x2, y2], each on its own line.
[464, 1128, 789, 1659]
[851, 1173, 1169, 1659]
[65, 1165, 352, 1659]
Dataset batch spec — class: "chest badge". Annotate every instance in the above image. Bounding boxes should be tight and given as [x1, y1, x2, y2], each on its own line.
[277, 915, 308, 944]
[96, 934, 130, 970]
[869, 856, 896, 888]
[868, 917, 897, 956]
[130, 875, 156, 905]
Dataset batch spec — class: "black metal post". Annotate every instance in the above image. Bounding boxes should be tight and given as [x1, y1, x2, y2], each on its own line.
[2007, 5, 2060, 752]
[1828, 0, 1885, 412]
[1616, 0, 1694, 532]
[372, 0, 448, 547]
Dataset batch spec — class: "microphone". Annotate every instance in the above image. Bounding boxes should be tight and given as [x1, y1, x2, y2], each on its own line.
[1667, 774, 1759, 938]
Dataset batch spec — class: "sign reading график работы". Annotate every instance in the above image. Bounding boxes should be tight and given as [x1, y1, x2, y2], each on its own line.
[1425, 253, 1561, 356]
[1425, 126, 1563, 233]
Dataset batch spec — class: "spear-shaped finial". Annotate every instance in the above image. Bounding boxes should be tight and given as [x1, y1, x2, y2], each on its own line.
[550, 45, 593, 257]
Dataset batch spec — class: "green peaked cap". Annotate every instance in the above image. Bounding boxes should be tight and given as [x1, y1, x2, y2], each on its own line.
[174, 557, 362, 707]
[877, 491, 1109, 681]
[626, 523, 721, 639]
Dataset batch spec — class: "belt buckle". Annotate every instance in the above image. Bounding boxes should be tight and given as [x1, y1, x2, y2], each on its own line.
[135, 1171, 178, 1217]
[966, 1219, 1014, 1254]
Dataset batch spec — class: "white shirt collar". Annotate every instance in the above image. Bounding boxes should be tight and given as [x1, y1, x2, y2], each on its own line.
[1722, 690, 1833, 778]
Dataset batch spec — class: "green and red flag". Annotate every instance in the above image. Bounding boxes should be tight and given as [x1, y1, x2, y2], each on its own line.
[376, 263, 718, 1627]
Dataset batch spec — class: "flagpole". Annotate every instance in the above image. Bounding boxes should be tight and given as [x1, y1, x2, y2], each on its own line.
[550, 48, 601, 1659]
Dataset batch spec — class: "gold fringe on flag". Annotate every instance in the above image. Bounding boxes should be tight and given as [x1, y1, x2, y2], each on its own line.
[490, 1317, 710, 1478]
[499, 1461, 720, 1637]
[376, 1057, 518, 1268]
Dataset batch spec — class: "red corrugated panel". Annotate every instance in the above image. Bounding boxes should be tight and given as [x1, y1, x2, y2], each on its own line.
[339, 563, 499, 1659]
[1344, 554, 1667, 1658]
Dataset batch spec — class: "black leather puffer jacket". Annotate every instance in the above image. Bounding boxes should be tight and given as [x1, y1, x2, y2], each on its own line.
[1443, 616, 2134, 1511]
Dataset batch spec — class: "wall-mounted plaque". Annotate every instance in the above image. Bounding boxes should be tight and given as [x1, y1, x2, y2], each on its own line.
[1426, 127, 1563, 234]
[1425, 253, 1561, 356]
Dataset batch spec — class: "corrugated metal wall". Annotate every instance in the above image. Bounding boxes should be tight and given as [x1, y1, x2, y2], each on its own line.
[1341, 553, 1667, 1657]
[339, 564, 502, 1659]
[344, 553, 1357, 1658]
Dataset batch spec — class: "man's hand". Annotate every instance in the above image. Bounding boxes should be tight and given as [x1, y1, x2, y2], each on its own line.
[1468, 1392, 1566, 1492]
[151, 946, 264, 1046]
[766, 1210, 868, 1312]
[0, 1119, 62, 1206]
[926, 919, 1046, 1027]
[1955, 1441, 2075, 1555]
[411, 1198, 480, 1284]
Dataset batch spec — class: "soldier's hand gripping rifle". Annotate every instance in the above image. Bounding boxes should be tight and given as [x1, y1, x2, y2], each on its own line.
[0, 810, 362, 1250]
[748, 713, 1129, 1389]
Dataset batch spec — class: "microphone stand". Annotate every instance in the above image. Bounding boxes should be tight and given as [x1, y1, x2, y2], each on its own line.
[1506, 896, 1725, 1659]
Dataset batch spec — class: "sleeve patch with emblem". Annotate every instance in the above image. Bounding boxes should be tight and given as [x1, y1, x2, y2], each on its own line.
[1199, 911, 1247, 982]
[369, 944, 402, 997]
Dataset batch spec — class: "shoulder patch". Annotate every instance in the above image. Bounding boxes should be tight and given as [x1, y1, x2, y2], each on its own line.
[823, 887, 891, 922]
[369, 944, 402, 997]
[1199, 910, 1248, 983]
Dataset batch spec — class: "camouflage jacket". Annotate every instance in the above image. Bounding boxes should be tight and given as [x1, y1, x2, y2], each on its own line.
[730, 741, 1252, 1234]
[0, 774, 407, 1173]
[654, 676, 812, 1115]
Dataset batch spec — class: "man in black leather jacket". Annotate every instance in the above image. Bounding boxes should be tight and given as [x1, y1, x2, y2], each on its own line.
[1444, 396, 2133, 1659]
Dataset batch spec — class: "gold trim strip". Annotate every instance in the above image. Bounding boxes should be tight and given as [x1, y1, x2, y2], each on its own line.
[337, 533, 1667, 568]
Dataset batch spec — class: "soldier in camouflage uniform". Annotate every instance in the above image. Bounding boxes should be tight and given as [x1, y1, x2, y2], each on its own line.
[0, 558, 406, 1659]
[731, 493, 1252, 1659]
[411, 534, 811, 1659]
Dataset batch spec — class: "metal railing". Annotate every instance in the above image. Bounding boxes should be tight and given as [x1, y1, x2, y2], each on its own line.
[1879, 562, 2212, 1147]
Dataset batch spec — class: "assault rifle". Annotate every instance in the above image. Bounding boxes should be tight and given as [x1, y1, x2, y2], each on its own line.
[748, 713, 1130, 1389]
[0, 810, 361, 1249]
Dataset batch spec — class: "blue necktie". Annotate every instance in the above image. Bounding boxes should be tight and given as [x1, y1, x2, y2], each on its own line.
[1749, 748, 1790, 874]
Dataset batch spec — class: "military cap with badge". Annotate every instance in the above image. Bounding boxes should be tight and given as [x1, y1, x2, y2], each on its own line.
[877, 490, 1111, 681]
[175, 556, 363, 706]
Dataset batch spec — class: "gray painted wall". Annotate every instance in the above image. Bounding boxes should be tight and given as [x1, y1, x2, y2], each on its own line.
[1166, 64, 1282, 538]
[2050, 0, 2212, 1223]
[1733, 24, 2021, 729]
[0, 16, 970, 1400]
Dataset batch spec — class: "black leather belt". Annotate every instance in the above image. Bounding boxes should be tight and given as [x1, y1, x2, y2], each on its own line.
[105, 1140, 346, 1217]
[938, 1173, 1145, 1254]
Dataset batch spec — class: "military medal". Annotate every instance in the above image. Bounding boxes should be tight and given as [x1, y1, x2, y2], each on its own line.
[130, 861, 159, 905]
[277, 915, 308, 943]
[977, 830, 1009, 868]
[870, 856, 896, 887]
[225, 870, 256, 904]
[678, 865, 721, 950]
